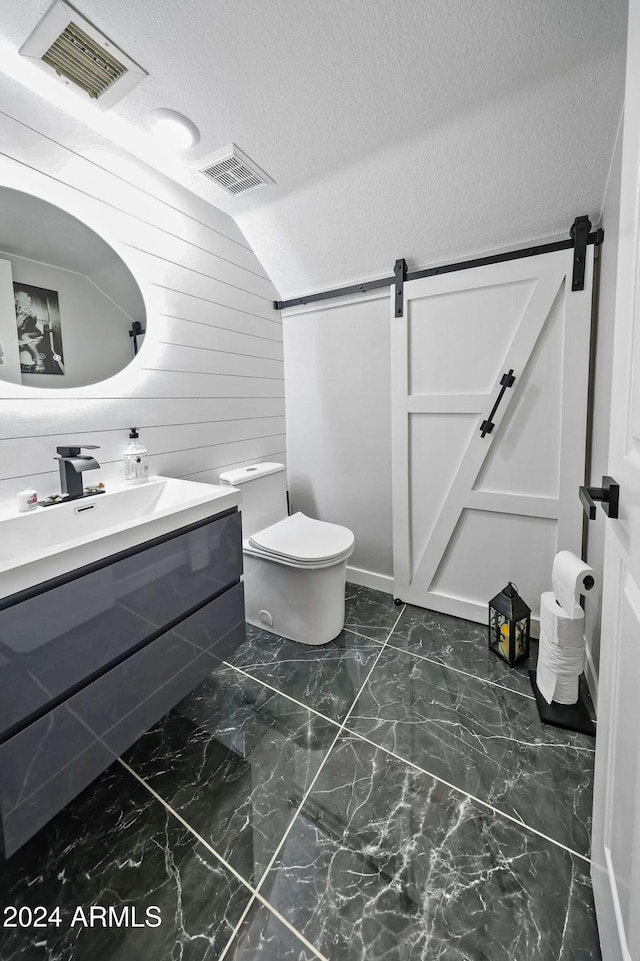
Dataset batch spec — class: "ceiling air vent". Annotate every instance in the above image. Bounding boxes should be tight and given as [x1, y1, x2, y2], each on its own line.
[20, 1, 147, 108]
[199, 145, 274, 197]
[42, 23, 126, 99]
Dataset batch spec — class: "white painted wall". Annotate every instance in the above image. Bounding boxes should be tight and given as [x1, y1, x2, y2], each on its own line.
[583, 114, 625, 707]
[0, 80, 285, 511]
[283, 292, 393, 591]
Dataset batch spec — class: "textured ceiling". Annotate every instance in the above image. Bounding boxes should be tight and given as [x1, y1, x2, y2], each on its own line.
[0, 0, 628, 297]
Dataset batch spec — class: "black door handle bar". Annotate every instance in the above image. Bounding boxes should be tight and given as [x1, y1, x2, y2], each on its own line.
[480, 369, 516, 438]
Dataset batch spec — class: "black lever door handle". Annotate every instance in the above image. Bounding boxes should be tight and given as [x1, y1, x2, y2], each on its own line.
[579, 476, 619, 520]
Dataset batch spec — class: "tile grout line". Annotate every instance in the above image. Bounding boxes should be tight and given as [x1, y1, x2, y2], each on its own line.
[220, 648, 592, 864]
[353, 615, 538, 702]
[217, 619, 413, 736]
[337, 726, 592, 865]
[216, 895, 263, 961]
[117, 758, 329, 961]
[344, 626, 402, 646]
[241, 607, 408, 906]
[380, 639, 538, 701]
[221, 660, 343, 729]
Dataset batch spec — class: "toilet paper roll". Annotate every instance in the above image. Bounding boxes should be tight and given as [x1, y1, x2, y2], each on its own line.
[552, 551, 599, 614]
[536, 592, 585, 704]
[539, 591, 584, 647]
[536, 659, 580, 705]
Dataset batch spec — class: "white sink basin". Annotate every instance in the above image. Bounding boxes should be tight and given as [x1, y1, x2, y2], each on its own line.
[0, 476, 241, 602]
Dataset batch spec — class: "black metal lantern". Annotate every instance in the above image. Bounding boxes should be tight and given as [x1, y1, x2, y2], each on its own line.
[488, 582, 530, 667]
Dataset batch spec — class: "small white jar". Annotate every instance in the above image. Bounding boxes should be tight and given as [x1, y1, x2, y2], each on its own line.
[17, 488, 38, 512]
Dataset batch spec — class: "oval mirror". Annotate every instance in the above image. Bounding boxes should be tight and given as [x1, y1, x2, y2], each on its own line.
[0, 189, 146, 389]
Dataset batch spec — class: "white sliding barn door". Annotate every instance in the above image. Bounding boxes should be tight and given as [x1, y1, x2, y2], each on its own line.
[391, 247, 594, 628]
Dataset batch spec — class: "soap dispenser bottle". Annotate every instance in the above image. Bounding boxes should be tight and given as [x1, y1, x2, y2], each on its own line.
[123, 427, 149, 484]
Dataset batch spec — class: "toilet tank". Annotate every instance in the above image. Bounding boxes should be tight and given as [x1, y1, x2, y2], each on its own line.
[218, 462, 288, 538]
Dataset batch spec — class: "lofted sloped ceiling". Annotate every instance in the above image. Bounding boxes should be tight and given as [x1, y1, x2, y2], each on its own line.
[0, 0, 628, 299]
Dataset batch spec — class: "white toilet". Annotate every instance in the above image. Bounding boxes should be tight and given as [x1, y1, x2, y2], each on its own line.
[218, 463, 354, 645]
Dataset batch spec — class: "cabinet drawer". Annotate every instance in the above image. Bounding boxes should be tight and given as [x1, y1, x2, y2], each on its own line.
[0, 511, 242, 741]
[0, 583, 245, 857]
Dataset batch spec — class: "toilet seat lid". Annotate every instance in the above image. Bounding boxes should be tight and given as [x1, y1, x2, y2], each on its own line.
[248, 512, 354, 563]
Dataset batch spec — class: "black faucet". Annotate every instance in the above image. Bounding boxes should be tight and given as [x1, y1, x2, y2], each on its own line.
[55, 446, 100, 500]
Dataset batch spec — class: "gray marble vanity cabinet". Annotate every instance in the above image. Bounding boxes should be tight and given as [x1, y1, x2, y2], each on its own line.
[0, 508, 245, 857]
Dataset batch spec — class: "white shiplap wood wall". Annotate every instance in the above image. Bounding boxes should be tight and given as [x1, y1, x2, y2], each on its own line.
[0, 106, 285, 510]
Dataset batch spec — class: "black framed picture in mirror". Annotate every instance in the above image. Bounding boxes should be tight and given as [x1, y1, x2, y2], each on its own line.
[14, 282, 65, 376]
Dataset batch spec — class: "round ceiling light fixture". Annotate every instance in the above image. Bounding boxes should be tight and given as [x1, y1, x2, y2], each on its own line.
[146, 108, 200, 150]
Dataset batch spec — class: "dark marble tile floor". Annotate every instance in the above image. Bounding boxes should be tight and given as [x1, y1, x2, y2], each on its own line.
[345, 646, 595, 856]
[262, 736, 598, 961]
[343, 584, 403, 642]
[389, 603, 533, 696]
[0, 587, 599, 960]
[225, 623, 380, 724]
[122, 668, 338, 886]
[0, 761, 253, 961]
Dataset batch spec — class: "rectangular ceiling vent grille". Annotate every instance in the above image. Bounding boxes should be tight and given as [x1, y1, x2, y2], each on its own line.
[42, 22, 127, 99]
[199, 145, 274, 196]
[20, 1, 147, 108]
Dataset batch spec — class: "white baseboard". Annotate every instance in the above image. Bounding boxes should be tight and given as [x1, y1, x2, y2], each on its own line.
[584, 638, 599, 715]
[346, 565, 393, 595]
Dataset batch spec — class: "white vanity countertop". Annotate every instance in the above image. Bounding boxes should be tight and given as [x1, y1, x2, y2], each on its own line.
[0, 476, 242, 603]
